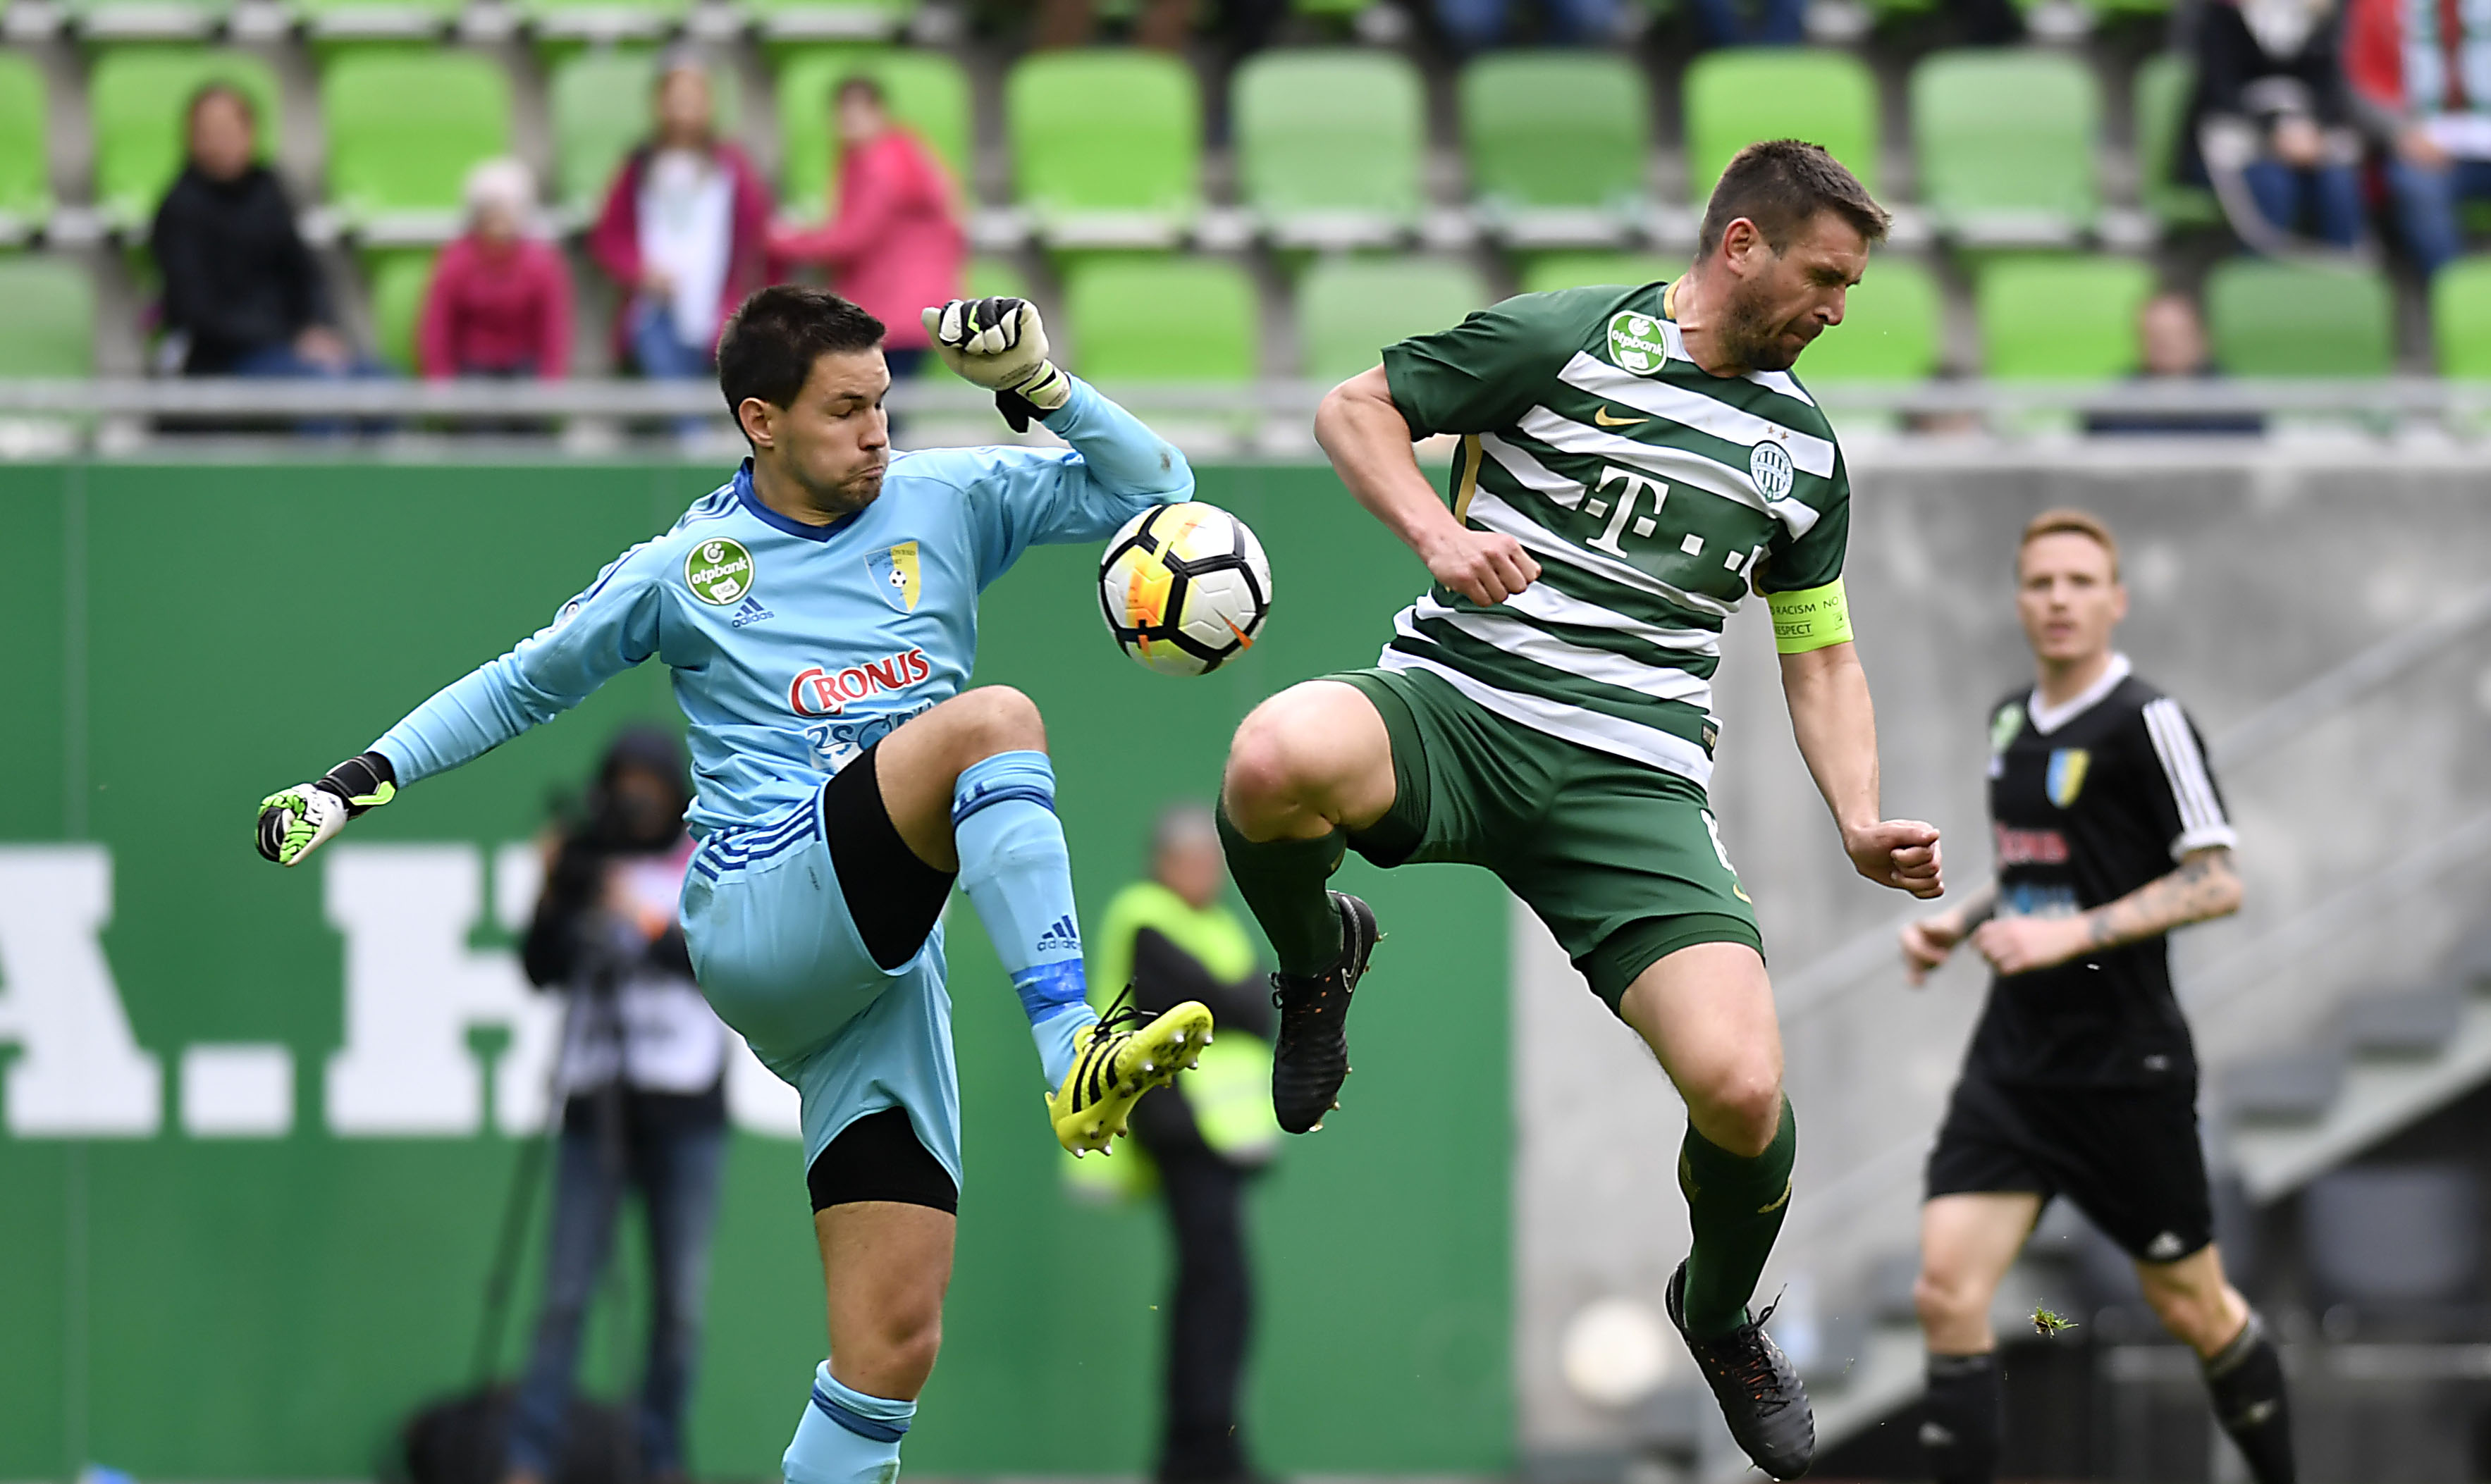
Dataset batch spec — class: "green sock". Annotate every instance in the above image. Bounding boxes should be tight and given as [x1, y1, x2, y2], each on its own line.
[1678, 1095, 1797, 1339]
[1216, 802, 1346, 976]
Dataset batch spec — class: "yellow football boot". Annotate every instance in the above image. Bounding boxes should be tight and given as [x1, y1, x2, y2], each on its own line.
[1047, 995, 1215, 1156]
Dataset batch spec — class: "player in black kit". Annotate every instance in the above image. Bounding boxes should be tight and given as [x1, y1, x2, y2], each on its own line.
[1898, 509, 2294, 1484]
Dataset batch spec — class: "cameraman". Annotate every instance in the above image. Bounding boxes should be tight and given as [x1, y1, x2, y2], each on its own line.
[508, 726, 729, 1484]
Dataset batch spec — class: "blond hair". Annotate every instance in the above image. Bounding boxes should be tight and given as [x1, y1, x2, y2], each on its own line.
[2018, 507, 2120, 581]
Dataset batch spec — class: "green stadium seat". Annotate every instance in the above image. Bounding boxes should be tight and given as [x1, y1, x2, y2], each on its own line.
[1459, 51, 1649, 242]
[966, 256, 1031, 302]
[2206, 260, 2394, 376]
[1063, 256, 1255, 382]
[1007, 51, 1200, 247]
[1976, 255, 2152, 378]
[1910, 51, 2098, 244]
[2134, 53, 2219, 228]
[365, 250, 436, 373]
[775, 49, 971, 219]
[2432, 256, 2491, 377]
[1519, 252, 1675, 295]
[0, 54, 51, 239]
[1797, 257, 1943, 382]
[548, 51, 659, 220]
[90, 48, 283, 228]
[321, 52, 514, 230]
[1681, 49, 1880, 199]
[63, 0, 227, 41]
[744, 0, 917, 43]
[1296, 257, 1491, 381]
[0, 256, 97, 376]
[1234, 49, 1424, 247]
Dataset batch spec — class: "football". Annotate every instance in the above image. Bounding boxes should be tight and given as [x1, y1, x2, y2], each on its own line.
[1097, 502, 1273, 676]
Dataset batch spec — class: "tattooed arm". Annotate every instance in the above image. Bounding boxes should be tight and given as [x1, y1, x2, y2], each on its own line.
[1900, 879, 2000, 986]
[1969, 848, 2243, 977]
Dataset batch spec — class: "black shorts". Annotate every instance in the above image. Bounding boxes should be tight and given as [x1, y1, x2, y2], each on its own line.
[1924, 1072, 2212, 1264]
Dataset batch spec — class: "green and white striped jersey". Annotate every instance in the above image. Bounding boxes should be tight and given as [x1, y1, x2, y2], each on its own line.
[1377, 279, 1852, 789]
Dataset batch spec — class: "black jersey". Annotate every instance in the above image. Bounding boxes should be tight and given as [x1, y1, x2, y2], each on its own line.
[1964, 656, 2236, 1087]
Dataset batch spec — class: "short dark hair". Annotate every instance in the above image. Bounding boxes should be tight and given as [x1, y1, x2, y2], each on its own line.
[1697, 139, 1890, 259]
[717, 285, 886, 426]
[833, 74, 885, 108]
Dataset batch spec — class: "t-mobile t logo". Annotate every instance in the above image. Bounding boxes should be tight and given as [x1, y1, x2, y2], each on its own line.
[1584, 466, 1670, 556]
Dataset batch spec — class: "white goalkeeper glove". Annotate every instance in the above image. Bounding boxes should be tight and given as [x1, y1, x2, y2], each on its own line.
[923, 297, 1071, 433]
[256, 752, 396, 867]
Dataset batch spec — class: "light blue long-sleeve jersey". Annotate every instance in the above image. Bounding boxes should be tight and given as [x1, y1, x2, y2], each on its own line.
[371, 378, 1191, 834]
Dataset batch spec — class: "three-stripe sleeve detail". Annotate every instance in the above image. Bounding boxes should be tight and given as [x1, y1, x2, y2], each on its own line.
[2141, 698, 2238, 858]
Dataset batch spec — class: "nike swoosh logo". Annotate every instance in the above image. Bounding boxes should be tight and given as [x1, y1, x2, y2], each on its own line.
[1592, 407, 1647, 428]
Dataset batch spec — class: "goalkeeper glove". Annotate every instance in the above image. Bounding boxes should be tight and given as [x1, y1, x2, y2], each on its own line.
[922, 297, 1071, 433]
[256, 751, 397, 867]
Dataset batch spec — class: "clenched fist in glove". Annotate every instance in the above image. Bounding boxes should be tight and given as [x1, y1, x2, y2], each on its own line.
[256, 751, 396, 867]
[923, 297, 1071, 433]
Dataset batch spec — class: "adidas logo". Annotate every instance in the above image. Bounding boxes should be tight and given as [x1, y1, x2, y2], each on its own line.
[729, 595, 775, 629]
[2146, 1231, 2186, 1261]
[1034, 914, 1081, 953]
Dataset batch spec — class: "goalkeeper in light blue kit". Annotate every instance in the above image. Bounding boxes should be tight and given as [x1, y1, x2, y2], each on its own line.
[254, 287, 1217, 1484]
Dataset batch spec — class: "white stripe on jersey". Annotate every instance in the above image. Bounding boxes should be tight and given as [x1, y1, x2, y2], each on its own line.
[1377, 648, 1716, 786]
[1458, 581, 1723, 655]
[1480, 432, 1585, 508]
[2141, 697, 2239, 858]
[1515, 406, 1822, 538]
[1402, 600, 1716, 708]
[1555, 352, 1839, 478]
[1466, 488, 1735, 618]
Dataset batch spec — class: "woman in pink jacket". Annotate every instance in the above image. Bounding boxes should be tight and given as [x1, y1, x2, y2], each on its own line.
[588, 56, 773, 378]
[770, 75, 966, 376]
[418, 158, 573, 379]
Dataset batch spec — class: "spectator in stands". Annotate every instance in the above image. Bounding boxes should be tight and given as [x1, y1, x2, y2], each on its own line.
[152, 83, 370, 379]
[417, 159, 573, 381]
[589, 54, 771, 379]
[2348, 0, 2491, 274]
[2184, 0, 2364, 253]
[770, 77, 964, 379]
[1434, 0, 1618, 50]
[1035, 0, 1284, 54]
[2086, 292, 2265, 436]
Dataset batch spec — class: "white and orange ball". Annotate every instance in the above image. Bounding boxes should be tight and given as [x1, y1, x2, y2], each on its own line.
[1097, 502, 1272, 676]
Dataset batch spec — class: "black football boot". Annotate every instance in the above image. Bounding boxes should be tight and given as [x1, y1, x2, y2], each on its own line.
[1267, 890, 1379, 1133]
[1666, 1260, 1816, 1480]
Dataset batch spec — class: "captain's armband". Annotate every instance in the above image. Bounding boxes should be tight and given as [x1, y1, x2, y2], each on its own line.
[1764, 579, 1853, 655]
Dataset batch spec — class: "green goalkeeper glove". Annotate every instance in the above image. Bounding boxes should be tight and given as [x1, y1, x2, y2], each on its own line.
[256, 751, 396, 867]
[922, 297, 1071, 433]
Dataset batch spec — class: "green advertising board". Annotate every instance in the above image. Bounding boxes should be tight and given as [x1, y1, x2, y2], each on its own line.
[0, 462, 1510, 1480]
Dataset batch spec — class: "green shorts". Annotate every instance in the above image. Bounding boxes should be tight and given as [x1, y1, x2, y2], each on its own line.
[1333, 667, 1763, 1014]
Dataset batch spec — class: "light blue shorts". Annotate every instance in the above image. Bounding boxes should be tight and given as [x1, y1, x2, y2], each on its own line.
[679, 791, 963, 1188]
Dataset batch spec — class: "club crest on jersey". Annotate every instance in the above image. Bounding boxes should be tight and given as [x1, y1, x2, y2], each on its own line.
[686, 538, 756, 605]
[2046, 748, 2091, 808]
[1606, 311, 1670, 375]
[788, 648, 932, 717]
[1748, 440, 1794, 501]
[868, 541, 922, 613]
[1991, 703, 2026, 754]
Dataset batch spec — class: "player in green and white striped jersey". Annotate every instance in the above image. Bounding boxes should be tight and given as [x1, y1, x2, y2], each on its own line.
[1217, 141, 1946, 1480]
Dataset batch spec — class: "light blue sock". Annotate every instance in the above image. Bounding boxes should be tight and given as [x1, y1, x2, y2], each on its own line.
[784, 1362, 914, 1484]
[952, 750, 1097, 1087]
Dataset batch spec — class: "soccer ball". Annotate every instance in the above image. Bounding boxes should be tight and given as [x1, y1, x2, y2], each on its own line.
[1097, 502, 1272, 676]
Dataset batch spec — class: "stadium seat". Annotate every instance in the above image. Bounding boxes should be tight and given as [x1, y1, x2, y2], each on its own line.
[0, 53, 51, 238]
[321, 52, 515, 228]
[365, 251, 436, 373]
[1296, 257, 1492, 381]
[2205, 260, 2394, 376]
[1909, 51, 2099, 244]
[1234, 49, 1425, 247]
[744, 0, 917, 43]
[548, 51, 660, 221]
[2435, 257, 2491, 377]
[1007, 51, 1200, 246]
[0, 256, 97, 376]
[1459, 52, 1649, 240]
[90, 47, 283, 227]
[1519, 252, 1675, 295]
[2134, 53, 2220, 228]
[775, 49, 971, 218]
[1062, 257, 1256, 382]
[966, 256, 1030, 303]
[1795, 257, 1943, 382]
[1681, 49, 1879, 199]
[1976, 256, 2153, 378]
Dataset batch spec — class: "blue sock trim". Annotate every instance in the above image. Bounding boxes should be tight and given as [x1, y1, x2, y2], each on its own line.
[1011, 958, 1088, 1020]
[951, 750, 1057, 827]
[811, 1385, 909, 1443]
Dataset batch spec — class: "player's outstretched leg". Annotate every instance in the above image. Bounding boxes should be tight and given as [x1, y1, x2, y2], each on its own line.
[1219, 681, 1398, 1132]
[1912, 1192, 2041, 1484]
[2139, 1249, 2296, 1483]
[1621, 943, 1813, 1480]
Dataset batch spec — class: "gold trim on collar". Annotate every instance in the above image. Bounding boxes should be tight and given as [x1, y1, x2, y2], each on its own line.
[1662, 278, 1679, 321]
